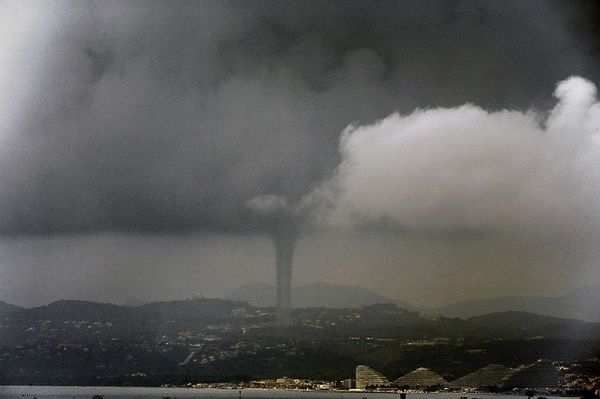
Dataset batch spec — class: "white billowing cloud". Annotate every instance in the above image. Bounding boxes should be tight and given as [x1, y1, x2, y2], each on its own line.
[309, 76, 600, 238]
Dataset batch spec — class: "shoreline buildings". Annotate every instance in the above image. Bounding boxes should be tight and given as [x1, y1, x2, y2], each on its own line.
[394, 367, 447, 388]
[449, 364, 513, 389]
[501, 360, 560, 389]
[356, 365, 389, 389]
[354, 360, 561, 391]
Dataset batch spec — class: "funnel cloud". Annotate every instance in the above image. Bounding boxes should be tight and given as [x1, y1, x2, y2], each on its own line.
[248, 194, 299, 322]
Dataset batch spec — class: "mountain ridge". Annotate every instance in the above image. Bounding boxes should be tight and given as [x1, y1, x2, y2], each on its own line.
[224, 281, 413, 309]
[426, 284, 600, 322]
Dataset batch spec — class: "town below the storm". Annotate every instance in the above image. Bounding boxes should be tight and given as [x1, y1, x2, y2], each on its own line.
[1, 297, 599, 397]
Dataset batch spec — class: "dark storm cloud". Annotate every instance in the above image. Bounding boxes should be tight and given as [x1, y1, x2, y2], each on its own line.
[0, 0, 598, 235]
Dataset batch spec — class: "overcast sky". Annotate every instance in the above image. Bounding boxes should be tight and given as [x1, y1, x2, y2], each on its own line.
[1, 0, 599, 307]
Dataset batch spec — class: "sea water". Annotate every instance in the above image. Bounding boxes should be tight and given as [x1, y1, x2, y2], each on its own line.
[0, 386, 572, 399]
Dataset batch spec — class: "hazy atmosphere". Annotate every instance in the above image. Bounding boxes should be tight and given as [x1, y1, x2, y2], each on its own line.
[1, 0, 600, 308]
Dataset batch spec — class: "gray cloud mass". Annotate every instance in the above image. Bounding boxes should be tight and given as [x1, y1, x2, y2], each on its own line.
[1, 0, 599, 235]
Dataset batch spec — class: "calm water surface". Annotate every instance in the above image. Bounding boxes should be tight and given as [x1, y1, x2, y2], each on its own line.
[0, 387, 570, 399]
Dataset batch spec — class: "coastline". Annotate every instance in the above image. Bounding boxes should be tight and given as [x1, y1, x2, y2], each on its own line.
[0, 385, 576, 398]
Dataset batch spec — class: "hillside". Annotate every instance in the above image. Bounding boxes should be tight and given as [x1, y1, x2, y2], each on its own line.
[0, 300, 21, 316]
[140, 297, 252, 320]
[9, 299, 597, 341]
[1, 298, 599, 385]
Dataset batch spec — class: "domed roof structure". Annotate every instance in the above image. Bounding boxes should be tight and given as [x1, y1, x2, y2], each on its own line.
[356, 365, 389, 389]
[450, 364, 514, 388]
[394, 367, 447, 388]
[500, 360, 560, 388]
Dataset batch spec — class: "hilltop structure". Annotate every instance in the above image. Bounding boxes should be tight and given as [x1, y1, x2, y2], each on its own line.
[394, 367, 447, 388]
[449, 364, 514, 389]
[355, 365, 389, 389]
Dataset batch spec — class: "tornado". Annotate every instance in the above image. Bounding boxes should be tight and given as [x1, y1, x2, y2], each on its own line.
[273, 222, 299, 323]
[247, 194, 300, 324]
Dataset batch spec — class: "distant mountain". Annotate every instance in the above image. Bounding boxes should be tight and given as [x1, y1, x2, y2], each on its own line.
[468, 311, 582, 330]
[467, 311, 600, 339]
[0, 300, 22, 316]
[224, 282, 413, 309]
[428, 284, 600, 322]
